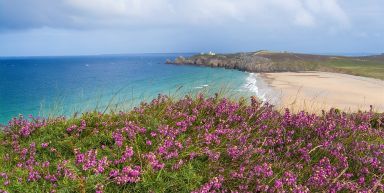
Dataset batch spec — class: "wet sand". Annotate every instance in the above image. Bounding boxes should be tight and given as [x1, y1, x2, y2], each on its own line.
[261, 72, 384, 112]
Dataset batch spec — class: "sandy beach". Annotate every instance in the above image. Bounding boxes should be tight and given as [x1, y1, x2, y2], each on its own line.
[261, 72, 384, 112]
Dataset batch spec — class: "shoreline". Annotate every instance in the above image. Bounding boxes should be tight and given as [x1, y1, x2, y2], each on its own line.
[259, 71, 384, 112]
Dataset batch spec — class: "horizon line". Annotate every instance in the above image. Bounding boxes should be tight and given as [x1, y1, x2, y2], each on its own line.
[0, 50, 382, 58]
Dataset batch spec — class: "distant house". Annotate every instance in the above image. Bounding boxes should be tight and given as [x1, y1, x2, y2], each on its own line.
[200, 51, 216, 56]
[207, 51, 215, 56]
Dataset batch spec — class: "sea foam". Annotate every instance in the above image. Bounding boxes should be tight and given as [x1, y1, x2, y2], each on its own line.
[242, 73, 267, 101]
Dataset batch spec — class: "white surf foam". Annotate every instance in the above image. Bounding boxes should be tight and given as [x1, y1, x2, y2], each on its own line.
[242, 73, 267, 101]
[194, 84, 209, 89]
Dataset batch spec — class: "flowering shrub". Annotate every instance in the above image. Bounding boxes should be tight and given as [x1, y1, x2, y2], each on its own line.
[0, 94, 383, 192]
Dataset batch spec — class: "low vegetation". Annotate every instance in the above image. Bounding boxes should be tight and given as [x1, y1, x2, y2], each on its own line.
[321, 57, 384, 80]
[0, 94, 383, 192]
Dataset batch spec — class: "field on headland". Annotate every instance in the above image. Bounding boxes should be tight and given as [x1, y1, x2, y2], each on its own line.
[322, 56, 384, 80]
[1, 95, 383, 192]
[168, 51, 384, 80]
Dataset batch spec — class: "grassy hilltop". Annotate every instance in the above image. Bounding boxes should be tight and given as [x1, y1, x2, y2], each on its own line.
[168, 51, 384, 80]
[1, 94, 383, 192]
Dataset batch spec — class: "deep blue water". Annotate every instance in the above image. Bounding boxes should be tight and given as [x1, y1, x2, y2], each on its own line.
[0, 54, 265, 124]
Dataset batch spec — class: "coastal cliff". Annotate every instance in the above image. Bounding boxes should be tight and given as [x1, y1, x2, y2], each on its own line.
[167, 51, 384, 79]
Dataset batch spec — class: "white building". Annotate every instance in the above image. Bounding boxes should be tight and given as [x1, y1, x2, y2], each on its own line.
[207, 51, 215, 56]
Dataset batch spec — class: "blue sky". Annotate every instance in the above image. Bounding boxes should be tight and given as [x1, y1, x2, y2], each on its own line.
[0, 0, 383, 56]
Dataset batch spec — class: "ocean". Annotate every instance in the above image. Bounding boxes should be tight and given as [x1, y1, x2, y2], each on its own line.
[0, 53, 270, 124]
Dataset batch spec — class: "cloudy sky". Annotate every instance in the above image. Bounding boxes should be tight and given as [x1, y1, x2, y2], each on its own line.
[0, 0, 383, 56]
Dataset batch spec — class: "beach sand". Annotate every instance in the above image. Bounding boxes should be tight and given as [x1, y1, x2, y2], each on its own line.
[261, 72, 384, 112]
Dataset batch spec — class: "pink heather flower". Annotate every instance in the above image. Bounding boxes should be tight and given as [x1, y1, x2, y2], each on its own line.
[253, 163, 273, 177]
[204, 148, 220, 162]
[63, 168, 75, 180]
[172, 159, 184, 170]
[28, 170, 41, 182]
[82, 150, 98, 171]
[56, 160, 75, 180]
[3, 181, 10, 186]
[146, 140, 152, 146]
[174, 141, 183, 149]
[0, 173, 7, 179]
[227, 146, 241, 160]
[358, 177, 365, 185]
[66, 125, 77, 133]
[145, 153, 165, 171]
[42, 161, 50, 168]
[80, 120, 86, 130]
[274, 179, 283, 189]
[95, 157, 109, 174]
[95, 184, 104, 193]
[123, 146, 134, 158]
[109, 170, 119, 178]
[283, 171, 297, 186]
[74, 149, 109, 174]
[74, 150, 85, 164]
[115, 146, 134, 164]
[111, 166, 141, 185]
[308, 157, 338, 188]
[44, 174, 58, 183]
[20, 148, 28, 159]
[164, 150, 179, 160]
[20, 125, 32, 137]
[112, 131, 124, 147]
[139, 127, 147, 133]
[157, 146, 166, 155]
[41, 142, 49, 148]
[192, 175, 224, 193]
[189, 152, 197, 160]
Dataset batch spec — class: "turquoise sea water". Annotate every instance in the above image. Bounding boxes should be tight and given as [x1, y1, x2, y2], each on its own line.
[0, 53, 270, 124]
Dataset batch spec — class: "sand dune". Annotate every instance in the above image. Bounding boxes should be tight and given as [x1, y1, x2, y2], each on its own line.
[261, 72, 384, 112]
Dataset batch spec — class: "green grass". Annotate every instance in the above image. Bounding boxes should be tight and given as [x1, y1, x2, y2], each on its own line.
[322, 58, 384, 80]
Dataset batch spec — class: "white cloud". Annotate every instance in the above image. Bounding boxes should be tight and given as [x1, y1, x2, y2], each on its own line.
[305, 0, 350, 26]
[0, 0, 350, 30]
[294, 10, 316, 27]
[183, 0, 245, 24]
[67, 0, 165, 17]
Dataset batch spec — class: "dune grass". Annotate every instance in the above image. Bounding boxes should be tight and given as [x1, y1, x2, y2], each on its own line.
[0, 94, 383, 192]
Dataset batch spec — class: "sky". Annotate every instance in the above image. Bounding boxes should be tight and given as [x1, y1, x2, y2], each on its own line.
[0, 0, 383, 56]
